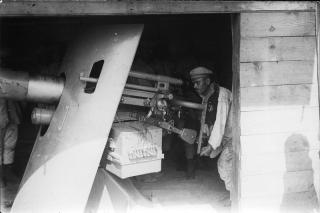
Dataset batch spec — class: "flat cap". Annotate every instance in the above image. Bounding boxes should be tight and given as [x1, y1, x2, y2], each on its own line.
[189, 66, 213, 81]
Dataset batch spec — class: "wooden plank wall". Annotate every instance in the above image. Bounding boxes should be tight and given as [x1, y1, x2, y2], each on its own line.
[239, 12, 319, 212]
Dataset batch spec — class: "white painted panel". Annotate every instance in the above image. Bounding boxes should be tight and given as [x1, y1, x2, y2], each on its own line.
[11, 25, 143, 213]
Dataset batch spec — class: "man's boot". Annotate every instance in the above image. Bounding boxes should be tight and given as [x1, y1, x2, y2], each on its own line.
[0, 165, 6, 188]
[175, 153, 187, 171]
[3, 164, 18, 184]
[186, 159, 196, 179]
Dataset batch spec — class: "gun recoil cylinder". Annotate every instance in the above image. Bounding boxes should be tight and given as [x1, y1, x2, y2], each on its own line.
[0, 68, 65, 103]
[31, 108, 55, 125]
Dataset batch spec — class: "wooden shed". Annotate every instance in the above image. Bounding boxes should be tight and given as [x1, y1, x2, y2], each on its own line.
[1, 1, 319, 212]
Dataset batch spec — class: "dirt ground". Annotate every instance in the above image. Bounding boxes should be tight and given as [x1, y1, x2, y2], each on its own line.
[0, 174, 20, 213]
[1, 153, 230, 213]
[131, 156, 231, 213]
[1, 159, 230, 213]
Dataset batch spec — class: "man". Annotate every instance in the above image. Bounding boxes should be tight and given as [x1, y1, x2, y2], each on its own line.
[0, 99, 21, 187]
[0, 99, 9, 187]
[189, 66, 233, 196]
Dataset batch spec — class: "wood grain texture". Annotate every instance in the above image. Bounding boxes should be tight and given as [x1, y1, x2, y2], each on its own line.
[0, 1, 315, 16]
[241, 84, 319, 109]
[315, 1, 320, 202]
[241, 12, 315, 37]
[231, 13, 241, 207]
[241, 150, 319, 176]
[240, 132, 319, 156]
[241, 171, 317, 197]
[240, 106, 319, 135]
[240, 61, 316, 87]
[240, 37, 316, 62]
[240, 189, 319, 212]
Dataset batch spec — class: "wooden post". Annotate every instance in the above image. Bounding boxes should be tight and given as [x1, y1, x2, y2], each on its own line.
[231, 13, 241, 211]
[315, 0, 320, 202]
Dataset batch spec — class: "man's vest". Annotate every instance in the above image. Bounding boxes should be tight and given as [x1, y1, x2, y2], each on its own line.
[205, 83, 220, 129]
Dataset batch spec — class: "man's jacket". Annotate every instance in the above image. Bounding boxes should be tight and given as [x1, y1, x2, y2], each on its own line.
[200, 83, 232, 158]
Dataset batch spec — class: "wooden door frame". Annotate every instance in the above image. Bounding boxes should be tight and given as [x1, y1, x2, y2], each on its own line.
[0, 1, 315, 16]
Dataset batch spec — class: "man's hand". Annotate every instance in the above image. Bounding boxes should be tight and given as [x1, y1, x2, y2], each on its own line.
[200, 145, 213, 156]
[200, 144, 223, 158]
[209, 145, 223, 158]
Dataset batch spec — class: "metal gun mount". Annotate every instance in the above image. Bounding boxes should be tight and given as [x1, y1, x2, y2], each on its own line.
[79, 70, 200, 144]
[0, 68, 202, 144]
[113, 71, 198, 144]
[80, 71, 205, 148]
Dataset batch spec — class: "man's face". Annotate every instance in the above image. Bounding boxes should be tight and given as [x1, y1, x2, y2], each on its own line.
[192, 77, 211, 96]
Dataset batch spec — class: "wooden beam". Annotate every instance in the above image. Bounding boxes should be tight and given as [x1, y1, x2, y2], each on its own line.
[241, 171, 317, 197]
[241, 106, 319, 135]
[0, 1, 315, 16]
[240, 190, 319, 212]
[240, 36, 316, 62]
[241, 132, 319, 156]
[240, 61, 316, 87]
[241, 150, 319, 176]
[241, 84, 319, 109]
[241, 12, 316, 37]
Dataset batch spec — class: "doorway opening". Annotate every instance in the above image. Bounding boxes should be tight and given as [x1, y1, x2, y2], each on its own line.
[119, 14, 235, 211]
[0, 13, 239, 212]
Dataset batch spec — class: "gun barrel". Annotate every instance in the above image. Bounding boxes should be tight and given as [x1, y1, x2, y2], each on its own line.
[0, 68, 29, 100]
[171, 99, 204, 110]
[0, 69, 64, 103]
[129, 71, 183, 85]
[125, 83, 158, 92]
